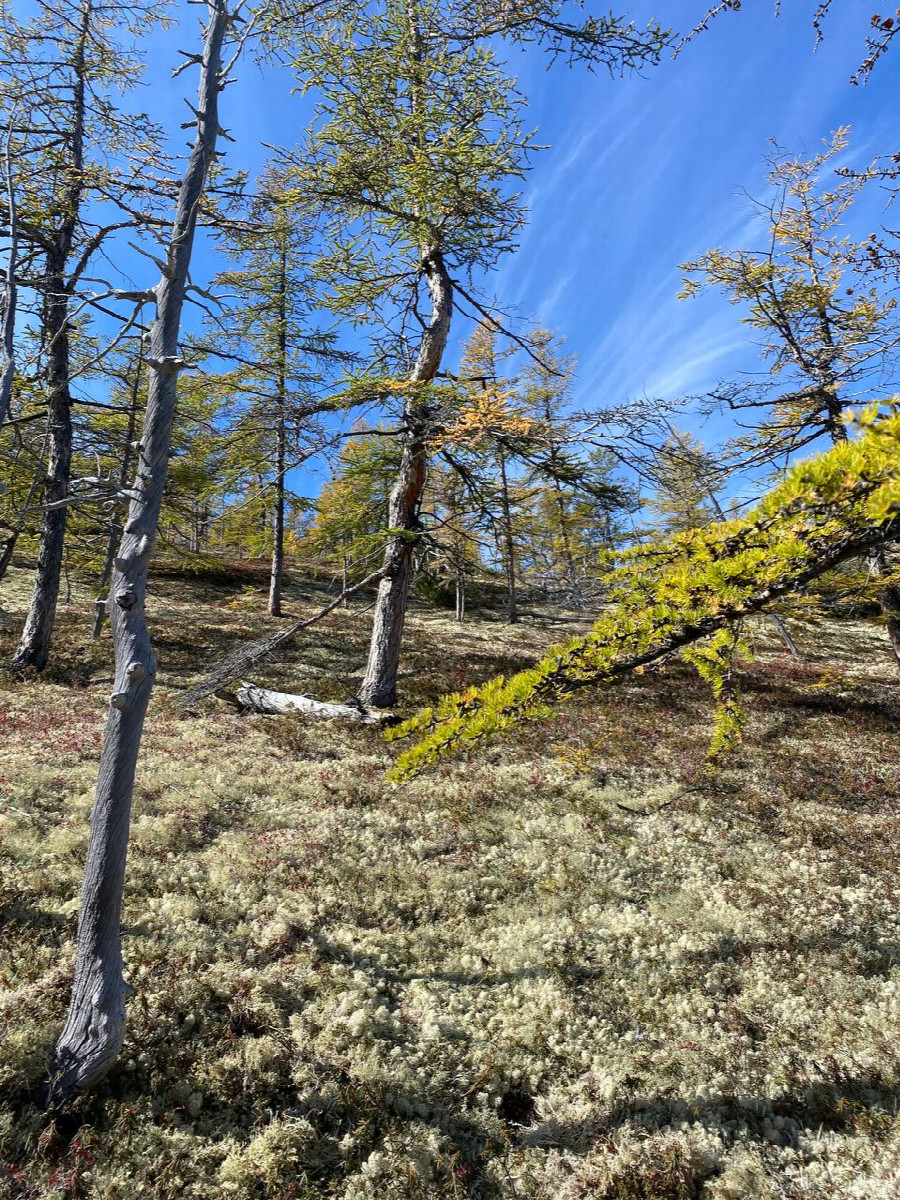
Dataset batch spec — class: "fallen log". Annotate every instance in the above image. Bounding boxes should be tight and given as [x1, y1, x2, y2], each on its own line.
[179, 565, 387, 710]
[232, 681, 391, 724]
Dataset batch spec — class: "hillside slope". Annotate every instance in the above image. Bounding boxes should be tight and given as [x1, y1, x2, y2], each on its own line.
[1, 566, 899, 1199]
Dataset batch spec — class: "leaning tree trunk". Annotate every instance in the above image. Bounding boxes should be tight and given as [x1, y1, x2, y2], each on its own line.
[43, 0, 230, 1104]
[357, 249, 452, 707]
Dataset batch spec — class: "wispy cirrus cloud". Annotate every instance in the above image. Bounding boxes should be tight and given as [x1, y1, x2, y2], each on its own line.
[485, 0, 900, 449]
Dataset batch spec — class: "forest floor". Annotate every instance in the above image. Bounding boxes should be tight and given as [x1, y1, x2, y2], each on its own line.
[1, 562, 899, 1200]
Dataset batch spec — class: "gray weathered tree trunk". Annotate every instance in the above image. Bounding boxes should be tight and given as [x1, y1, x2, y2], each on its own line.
[357, 249, 452, 707]
[43, 0, 230, 1103]
[92, 344, 143, 638]
[12, 252, 76, 671]
[0, 117, 18, 433]
[870, 546, 900, 669]
[12, 2, 88, 671]
[268, 242, 288, 617]
[498, 448, 518, 624]
[234, 681, 389, 722]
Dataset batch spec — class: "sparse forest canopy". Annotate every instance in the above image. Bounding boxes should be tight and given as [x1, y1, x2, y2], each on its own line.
[1, 1, 900, 1196]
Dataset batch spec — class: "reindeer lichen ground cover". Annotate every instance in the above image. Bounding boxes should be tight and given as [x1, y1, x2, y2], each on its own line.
[1, 564, 899, 1199]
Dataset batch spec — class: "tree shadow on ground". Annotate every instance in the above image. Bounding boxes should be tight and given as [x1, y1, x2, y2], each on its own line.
[9, 915, 900, 1199]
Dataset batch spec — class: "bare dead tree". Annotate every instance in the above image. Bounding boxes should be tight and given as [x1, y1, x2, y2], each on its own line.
[91, 340, 145, 638]
[42, 0, 246, 1103]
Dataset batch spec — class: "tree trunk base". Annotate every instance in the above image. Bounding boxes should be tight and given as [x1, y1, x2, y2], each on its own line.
[357, 680, 397, 709]
[233, 681, 391, 723]
[878, 581, 900, 672]
[40, 968, 131, 1107]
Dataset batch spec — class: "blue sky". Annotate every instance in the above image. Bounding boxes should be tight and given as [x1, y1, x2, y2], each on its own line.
[499, 1, 900, 418]
[126, 1, 900, 498]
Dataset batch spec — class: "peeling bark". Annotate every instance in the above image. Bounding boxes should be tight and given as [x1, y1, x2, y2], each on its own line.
[234, 681, 389, 723]
[43, 0, 231, 1103]
[358, 248, 452, 707]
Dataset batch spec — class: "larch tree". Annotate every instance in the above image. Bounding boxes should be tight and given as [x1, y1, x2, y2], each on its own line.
[43, 0, 247, 1102]
[648, 427, 720, 536]
[424, 458, 483, 621]
[451, 321, 631, 613]
[283, 0, 533, 702]
[389, 405, 900, 780]
[282, 0, 671, 707]
[517, 328, 631, 606]
[453, 319, 525, 622]
[211, 164, 347, 616]
[154, 369, 229, 556]
[299, 433, 401, 590]
[680, 129, 900, 663]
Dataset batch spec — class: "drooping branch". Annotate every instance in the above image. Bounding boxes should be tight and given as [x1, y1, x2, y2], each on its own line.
[388, 410, 900, 779]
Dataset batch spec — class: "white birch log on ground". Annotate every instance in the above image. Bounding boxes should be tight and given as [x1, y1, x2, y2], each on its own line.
[234, 681, 391, 723]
